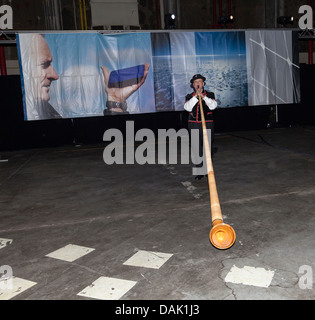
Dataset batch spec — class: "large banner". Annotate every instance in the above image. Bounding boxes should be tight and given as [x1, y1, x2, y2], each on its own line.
[16, 30, 300, 121]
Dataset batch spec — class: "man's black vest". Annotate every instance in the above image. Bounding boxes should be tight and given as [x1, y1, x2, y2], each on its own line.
[185, 90, 216, 123]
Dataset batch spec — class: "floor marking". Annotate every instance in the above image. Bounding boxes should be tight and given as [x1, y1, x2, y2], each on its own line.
[0, 152, 37, 186]
[224, 265, 275, 288]
[181, 181, 202, 199]
[163, 164, 178, 175]
[0, 238, 13, 250]
[123, 250, 173, 269]
[222, 189, 315, 205]
[182, 181, 197, 192]
[0, 276, 37, 300]
[45, 244, 95, 262]
[77, 276, 137, 300]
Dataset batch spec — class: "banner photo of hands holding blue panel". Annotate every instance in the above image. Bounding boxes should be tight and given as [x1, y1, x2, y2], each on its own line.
[16, 30, 300, 121]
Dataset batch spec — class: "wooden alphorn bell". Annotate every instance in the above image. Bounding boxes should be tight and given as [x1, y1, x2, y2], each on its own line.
[198, 93, 236, 249]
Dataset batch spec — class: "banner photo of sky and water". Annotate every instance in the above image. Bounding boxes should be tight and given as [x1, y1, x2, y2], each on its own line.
[16, 30, 300, 121]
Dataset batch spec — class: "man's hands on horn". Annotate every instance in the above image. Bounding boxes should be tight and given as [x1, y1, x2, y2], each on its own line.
[196, 85, 205, 99]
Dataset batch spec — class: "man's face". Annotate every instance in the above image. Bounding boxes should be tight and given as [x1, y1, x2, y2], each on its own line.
[193, 78, 204, 91]
[32, 35, 59, 102]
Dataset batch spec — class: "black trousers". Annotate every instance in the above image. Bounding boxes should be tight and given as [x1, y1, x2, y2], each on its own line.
[188, 121, 214, 175]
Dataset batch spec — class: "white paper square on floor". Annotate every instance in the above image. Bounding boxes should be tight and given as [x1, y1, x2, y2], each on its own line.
[123, 250, 173, 269]
[0, 276, 37, 300]
[0, 238, 13, 250]
[77, 276, 137, 300]
[45, 244, 95, 262]
[224, 265, 275, 288]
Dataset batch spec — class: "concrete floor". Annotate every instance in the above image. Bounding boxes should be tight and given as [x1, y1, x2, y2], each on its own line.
[1, 125, 315, 300]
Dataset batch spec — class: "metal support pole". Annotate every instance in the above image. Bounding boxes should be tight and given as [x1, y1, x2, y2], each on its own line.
[0, 46, 7, 76]
[155, 0, 160, 29]
[308, 0, 313, 64]
[159, 0, 165, 29]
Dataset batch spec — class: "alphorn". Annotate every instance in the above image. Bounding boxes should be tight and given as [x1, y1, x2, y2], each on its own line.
[198, 93, 236, 249]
